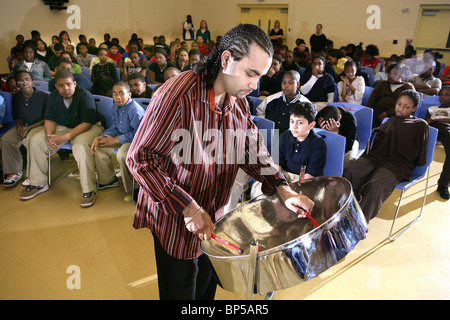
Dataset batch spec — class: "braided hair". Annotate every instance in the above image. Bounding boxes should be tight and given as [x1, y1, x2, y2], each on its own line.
[193, 24, 273, 89]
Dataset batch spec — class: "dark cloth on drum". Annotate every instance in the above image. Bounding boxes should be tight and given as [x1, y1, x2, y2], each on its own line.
[152, 232, 217, 300]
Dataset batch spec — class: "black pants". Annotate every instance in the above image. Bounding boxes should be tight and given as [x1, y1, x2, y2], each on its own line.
[431, 122, 450, 188]
[152, 232, 217, 300]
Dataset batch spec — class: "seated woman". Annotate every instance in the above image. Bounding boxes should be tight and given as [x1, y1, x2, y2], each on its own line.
[366, 63, 415, 127]
[300, 55, 335, 109]
[338, 60, 365, 105]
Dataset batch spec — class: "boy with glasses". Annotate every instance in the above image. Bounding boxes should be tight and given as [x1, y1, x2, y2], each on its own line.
[91, 81, 144, 199]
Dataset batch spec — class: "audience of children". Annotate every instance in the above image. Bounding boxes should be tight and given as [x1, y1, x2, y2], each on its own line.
[2, 27, 448, 211]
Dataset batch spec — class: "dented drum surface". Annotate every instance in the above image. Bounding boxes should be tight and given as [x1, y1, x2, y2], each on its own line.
[201, 176, 368, 294]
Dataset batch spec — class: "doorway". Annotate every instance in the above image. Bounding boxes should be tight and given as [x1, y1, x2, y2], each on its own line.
[238, 5, 288, 44]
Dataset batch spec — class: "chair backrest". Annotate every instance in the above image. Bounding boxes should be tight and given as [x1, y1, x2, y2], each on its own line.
[360, 67, 374, 87]
[0, 91, 14, 124]
[299, 67, 305, 76]
[313, 128, 346, 176]
[81, 67, 91, 80]
[362, 86, 374, 106]
[411, 126, 438, 179]
[34, 80, 49, 92]
[413, 92, 424, 117]
[134, 98, 151, 110]
[93, 94, 114, 129]
[438, 63, 446, 77]
[378, 58, 385, 72]
[251, 116, 275, 154]
[333, 83, 339, 102]
[417, 95, 440, 120]
[248, 96, 263, 115]
[116, 68, 121, 81]
[329, 102, 373, 158]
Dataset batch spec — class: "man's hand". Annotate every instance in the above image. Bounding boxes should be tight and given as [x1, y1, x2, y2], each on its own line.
[277, 184, 315, 218]
[46, 133, 68, 149]
[182, 201, 214, 241]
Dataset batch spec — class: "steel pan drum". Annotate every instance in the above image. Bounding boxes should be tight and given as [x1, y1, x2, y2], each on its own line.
[201, 176, 368, 294]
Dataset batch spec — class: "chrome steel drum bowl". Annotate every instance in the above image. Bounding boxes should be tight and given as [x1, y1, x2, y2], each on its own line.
[201, 176, 368, 294]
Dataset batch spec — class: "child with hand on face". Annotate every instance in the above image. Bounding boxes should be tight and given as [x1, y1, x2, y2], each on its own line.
[91, 81, 145, 198]
[338, 60, 365, 105]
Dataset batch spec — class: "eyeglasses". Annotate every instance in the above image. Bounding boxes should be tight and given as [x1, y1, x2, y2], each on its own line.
[112, 91, 130, 97]
[17, 80, 32, 85]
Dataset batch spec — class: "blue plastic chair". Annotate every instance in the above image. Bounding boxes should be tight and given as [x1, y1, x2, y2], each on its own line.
[134, 98, 151, 110]
[362, 86, 374, 106]
[360, 67, 374, 87]
[417, 95, 440, 120]
[438, 63, 445, 77]
[81, 67, 91, 80]
[0, 91, 15, 137]
[251, 116, 275, 154]
[34, 80, 49, 92]
[248, 96, 263, 115]
[299, 67, 305, 76]
[329, 102, 373, 158]
[93, 95, 114, 129]
[313, 128, 346, 177]
[389, 126, 438, 241]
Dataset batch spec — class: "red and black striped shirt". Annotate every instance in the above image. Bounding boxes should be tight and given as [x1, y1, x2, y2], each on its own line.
[127, 70, 286, 259]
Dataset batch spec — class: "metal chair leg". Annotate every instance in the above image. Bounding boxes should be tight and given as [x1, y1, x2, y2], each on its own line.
[389, 169, 430, 242]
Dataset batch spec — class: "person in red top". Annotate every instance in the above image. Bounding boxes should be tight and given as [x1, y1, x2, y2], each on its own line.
[126, 24, 315, 300]
[440, 65, 450, 85]
[362, 44, 381, 73]
[196, 35, 209, 56]
[107, 43, 121, 66]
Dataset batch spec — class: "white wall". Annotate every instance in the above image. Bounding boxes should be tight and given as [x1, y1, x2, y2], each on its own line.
[1, 0, 449, 74]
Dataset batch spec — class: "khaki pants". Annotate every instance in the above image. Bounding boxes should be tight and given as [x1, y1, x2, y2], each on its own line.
[28, 123, 103, 193]
[1, 125, 43, 175]
[94, 143, 134, 193]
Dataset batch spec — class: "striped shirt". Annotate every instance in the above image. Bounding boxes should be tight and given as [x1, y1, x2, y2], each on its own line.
[126, 70, 286, 259]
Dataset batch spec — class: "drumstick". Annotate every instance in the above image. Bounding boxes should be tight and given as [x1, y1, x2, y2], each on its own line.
[303, 210, 319, 228]
[211, 234, 244, 254]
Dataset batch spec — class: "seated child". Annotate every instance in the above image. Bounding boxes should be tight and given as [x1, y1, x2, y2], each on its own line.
[196, 35, 208, 56]
[282, 50, 301, 73]
[315, 105, 358, 167]
[338, 60, 365, 105]
[2, 71, 48, 187]
[374, 57, 396, 86]
[343, 90, 429, 222]
[76, 43, 94, 68]
[259, 55, 286, 97]
[20, 69, 104, 208]
[91, 48, 117, 83]
[273, 101, 327, 183]
[48, 58, 93, 92]
[256, 70, 311, 134]
[47, 43, 64, 75]
[327, 50, 348, 81]
[128, 73, 153, 98]
[91, 81, 145, 198]
[60, 51, 82, 74]
[408, 60, 442, 97]
[300, 55, 335, 109]
[367, 63, 415, 127]
[13, 43, 52, 82]
[362, 44, 381, 74]
[426, 84, 450, 200]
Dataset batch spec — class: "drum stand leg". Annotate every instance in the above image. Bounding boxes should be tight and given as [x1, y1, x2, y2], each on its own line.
[246, 239, 259, 300]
